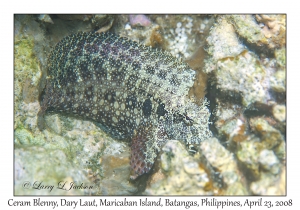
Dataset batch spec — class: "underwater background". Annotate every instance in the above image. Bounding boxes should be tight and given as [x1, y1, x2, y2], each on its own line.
[14, 14, 286, 195]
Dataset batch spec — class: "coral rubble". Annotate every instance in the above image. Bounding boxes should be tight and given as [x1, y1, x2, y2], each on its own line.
[14, 14, 286, 195]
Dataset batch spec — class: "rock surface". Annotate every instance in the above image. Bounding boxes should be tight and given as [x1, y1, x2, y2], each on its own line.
[14, 14, 286, 195]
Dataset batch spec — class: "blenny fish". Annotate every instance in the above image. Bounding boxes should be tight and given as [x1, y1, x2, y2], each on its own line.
[39, 32, 212, 179]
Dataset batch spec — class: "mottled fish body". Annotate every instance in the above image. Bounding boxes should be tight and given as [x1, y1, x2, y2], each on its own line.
[40, 32, 212, 179]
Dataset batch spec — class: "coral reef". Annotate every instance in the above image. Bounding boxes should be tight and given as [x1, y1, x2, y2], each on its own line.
[205, 17, 245, 69]
[230, 15, 286, 50]
[215, 50, 269, 107]
[154, 15, 214, 59]
[199, 14, 285, 195]
[144, 140, 213, 195]
[14, 14, 286, 195]
[200, 138, 249, 195]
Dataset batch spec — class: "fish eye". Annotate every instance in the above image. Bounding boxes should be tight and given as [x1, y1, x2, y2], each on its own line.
[183, 114, 194, 125]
